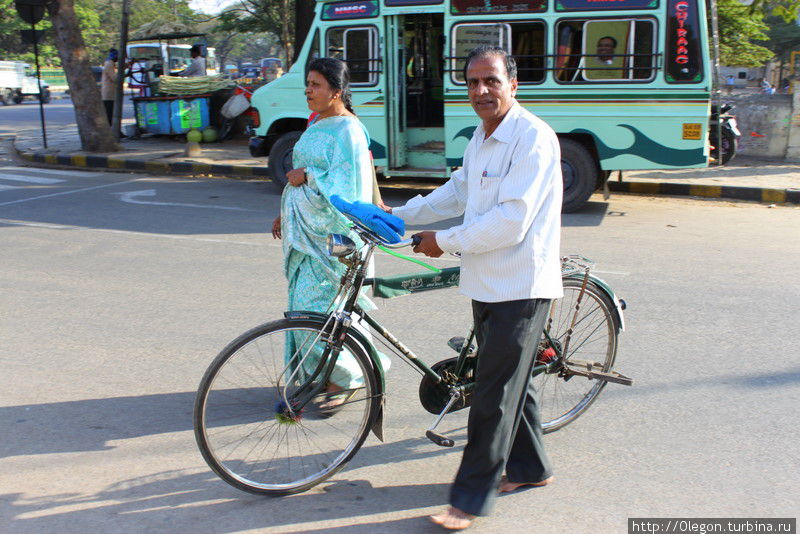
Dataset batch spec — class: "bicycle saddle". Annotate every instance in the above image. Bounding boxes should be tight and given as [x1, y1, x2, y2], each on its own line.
[329, 194, 406, 244]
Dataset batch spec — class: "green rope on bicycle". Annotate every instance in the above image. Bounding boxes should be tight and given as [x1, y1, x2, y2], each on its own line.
[376, 244, 441, 273]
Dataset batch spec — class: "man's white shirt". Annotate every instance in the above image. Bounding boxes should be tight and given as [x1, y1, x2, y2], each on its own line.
[392, 102, 563, 303]
[181, 56, 207, 77]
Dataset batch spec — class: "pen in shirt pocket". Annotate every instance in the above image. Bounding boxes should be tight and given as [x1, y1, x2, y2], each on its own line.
[481, 170, 487, 185]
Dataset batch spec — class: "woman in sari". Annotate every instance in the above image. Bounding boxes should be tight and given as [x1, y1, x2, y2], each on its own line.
[271, 57, 387, 405]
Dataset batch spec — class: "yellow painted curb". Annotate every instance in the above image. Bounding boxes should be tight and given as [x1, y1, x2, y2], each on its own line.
[44, 154, 58, 165]
[689, 185, 721, 197]
[70, 155, 87, 167]
[144, 161, 169, 172]
[627, 182, 661, 194]
[761, 189, 786, 203]
[232, 166, 253, 176]
[107, 158, 126, 169]
[190, 163, 212, 174]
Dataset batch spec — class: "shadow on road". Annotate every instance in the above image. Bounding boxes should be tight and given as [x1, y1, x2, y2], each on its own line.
[1, 471, 451, 532]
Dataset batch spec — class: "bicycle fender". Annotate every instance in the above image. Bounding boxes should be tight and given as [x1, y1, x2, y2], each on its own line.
[283, 311, 386, 441]
[564, 275, 626, 332]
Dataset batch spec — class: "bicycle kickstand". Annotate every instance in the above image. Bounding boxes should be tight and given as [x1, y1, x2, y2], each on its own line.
[425, 390, 462, 447]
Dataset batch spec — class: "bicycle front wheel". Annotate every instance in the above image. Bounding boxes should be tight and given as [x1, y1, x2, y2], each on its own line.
[194, 318, 380, 496]
[537, 278, 620, 433]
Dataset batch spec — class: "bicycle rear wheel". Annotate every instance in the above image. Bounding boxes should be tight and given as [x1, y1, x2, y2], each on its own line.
[194, 318, 380, 495]
[537, 278, 620, 433]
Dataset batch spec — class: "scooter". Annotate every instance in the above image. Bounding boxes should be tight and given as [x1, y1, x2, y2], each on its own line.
[219, 85, 260, 141]
[709, 102, 740, 165]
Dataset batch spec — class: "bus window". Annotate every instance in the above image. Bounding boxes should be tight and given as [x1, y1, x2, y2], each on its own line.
[555, 18, 656, 83]
[450, 23, 510, 83]
[326, 26, 379, 85]
[510, 22, 546, 83]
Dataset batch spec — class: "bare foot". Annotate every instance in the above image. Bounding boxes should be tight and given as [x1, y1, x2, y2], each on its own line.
[429, 507, 475, 530]
[318, 383, 346, 410]
[498, 475, 553, 494]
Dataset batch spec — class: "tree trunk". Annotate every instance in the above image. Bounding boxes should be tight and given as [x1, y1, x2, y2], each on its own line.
[293, 0, 315, 64]
[281, 0, 293, 69]
[47, 0, 119, 152]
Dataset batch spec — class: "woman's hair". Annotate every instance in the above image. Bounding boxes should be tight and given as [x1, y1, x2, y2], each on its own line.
[307, 57, 354, 114]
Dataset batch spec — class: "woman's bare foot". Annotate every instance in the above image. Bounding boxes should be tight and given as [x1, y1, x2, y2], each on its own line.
[318, 383, 346, 410]
[498, 475, 553, 494]
[429, 506, 475, 530]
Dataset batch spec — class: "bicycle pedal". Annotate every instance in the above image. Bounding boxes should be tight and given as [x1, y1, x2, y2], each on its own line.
[447, 337, 475, 355]
[426, 430, 454, 447]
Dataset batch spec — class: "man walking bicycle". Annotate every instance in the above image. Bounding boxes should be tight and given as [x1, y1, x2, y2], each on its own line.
[386, 46, 563, 530]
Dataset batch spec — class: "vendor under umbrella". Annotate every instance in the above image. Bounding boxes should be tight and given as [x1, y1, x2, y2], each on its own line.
[179, 45, 206, 77]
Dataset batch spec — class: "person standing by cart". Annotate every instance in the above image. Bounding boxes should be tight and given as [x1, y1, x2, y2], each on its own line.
[387, 46, 563, 530]
[179, 45, 207, 77]
[101, 48, 118, 125]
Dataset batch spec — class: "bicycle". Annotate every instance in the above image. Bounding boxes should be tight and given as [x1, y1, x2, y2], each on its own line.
[193, 210, 632, 496]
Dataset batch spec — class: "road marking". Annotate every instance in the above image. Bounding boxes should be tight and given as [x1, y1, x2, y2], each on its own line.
[0, 166, 95, 177]
[0, 173, 64, 185]
[0, 184, 21, 191]
[114, 189, 255, 211]
[0, 179, 141, 206]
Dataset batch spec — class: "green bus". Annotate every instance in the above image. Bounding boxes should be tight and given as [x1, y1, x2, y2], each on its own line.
[248, 0, 711, 211]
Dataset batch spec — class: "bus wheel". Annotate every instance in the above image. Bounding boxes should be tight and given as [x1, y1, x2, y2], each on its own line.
[268, 131, 302, 188]
[559, 138, 598, 213]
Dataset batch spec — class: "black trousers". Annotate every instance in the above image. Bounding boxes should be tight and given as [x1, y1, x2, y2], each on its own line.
[450, 298, 553, 516]
[103, 100, 114, 125]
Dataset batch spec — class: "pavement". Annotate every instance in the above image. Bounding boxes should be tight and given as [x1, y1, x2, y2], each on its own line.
[5, 119, 800, 205]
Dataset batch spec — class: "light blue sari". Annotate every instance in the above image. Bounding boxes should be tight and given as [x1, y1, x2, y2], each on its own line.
[281, 116, 388, 388]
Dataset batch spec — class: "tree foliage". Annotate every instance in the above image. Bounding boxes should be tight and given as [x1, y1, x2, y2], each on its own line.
[218, 0, 294, 68]
[717, 0, 775, 67]
[763, 15, 800, 62]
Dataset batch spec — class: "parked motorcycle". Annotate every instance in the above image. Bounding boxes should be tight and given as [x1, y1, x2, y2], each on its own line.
[709, 102, 740, 165]
[219, 85, 260, 141]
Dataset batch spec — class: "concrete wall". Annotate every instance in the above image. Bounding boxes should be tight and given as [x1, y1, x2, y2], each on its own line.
[786, 81, 800, 162]
[730, 93, 793, 158]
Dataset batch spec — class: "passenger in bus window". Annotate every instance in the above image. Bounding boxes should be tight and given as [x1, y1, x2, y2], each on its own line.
[584, 36, 624, 80]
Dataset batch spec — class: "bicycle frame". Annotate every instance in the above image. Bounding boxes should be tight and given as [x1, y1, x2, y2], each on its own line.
[279, 225, 565, 424]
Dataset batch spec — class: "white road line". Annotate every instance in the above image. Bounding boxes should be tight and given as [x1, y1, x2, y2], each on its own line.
[115, 189, 255, 211]
[0, 179, 141, 207]
[0, 173, 64, 185]
[0, 166, 97, 177]
[0, 184, 21, 191]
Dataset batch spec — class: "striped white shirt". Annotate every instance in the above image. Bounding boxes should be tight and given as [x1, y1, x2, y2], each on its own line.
[393, 102, 563, 303]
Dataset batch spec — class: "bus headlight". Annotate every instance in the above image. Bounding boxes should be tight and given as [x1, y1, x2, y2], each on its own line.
[327, 234, 356, 257]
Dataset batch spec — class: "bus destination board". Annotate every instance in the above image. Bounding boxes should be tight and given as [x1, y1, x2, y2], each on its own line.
[451, 0, 546, 15]
[322, 0, 379, 20]
[555, 0, 657, 11]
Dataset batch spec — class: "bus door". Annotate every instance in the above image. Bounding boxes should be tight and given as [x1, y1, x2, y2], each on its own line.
[325, 24, 388, 168]
[385, 14, 445, 172]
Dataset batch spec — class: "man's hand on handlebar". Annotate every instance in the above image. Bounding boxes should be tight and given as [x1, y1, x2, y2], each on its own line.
[378, 202, 392, 214]
[412, 231, 443, 258]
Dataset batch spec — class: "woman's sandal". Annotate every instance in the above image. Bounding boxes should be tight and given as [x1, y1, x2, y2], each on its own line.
[314, 385, 357, 418]
[498, 475, 554, 494]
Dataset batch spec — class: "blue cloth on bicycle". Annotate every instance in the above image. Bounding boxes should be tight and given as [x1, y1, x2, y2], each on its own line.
[329, 194, 406, 244]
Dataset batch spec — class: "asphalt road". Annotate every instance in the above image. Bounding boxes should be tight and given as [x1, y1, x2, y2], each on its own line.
[1, 166, 798, 533]
[0, 96, 135, 137]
